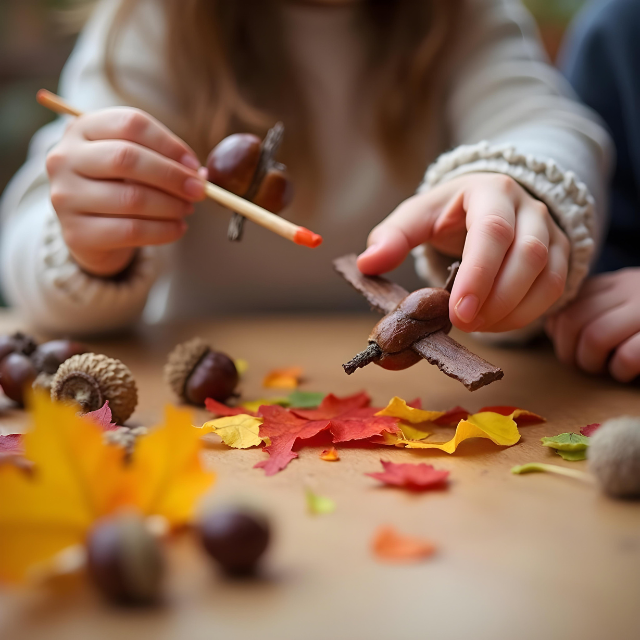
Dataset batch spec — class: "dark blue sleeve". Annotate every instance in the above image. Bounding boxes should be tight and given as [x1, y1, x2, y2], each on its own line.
[560, 0, 640, 272]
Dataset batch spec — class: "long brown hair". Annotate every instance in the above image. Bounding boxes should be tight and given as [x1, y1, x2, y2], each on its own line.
[106, 0, 462, 203]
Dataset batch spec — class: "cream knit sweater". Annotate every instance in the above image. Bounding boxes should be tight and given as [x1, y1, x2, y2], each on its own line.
[0, 0, 612, 336]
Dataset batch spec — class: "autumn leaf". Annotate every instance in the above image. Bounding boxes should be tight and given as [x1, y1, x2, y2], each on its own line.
[0, 434, 23, 454]
[581, 423, 601, 437]
[479, 406, 545, 426]
[541, 433, 589, 452]
[320, 447, 339, 461]
[288, 390, 325, 408]
[399, 412, 521, 453]
[241, 397, 289, 413]
[84, 401, 117, 430]
[511, 462, 590, 481]
[255, 392, 399, 475]
[434, 406, 471, 426]
[234, 358, 249, 377]
[366, 460, 449, 491]
[201, 414, 263, 449]
[305, 488, 336, 515]
[205, 398, 256, 417]
[262, 366, 303, 389]
[0, 395, 214, 583]
[375, 396, 445, 424]
[372, 526, 435, 562]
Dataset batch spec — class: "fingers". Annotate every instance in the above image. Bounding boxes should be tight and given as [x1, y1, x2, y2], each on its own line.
[62, 212, 187, 253]
[609, 332, 640, 382]
[357, 183, 463, 275]
[52, 177, 194, 222]
[483, 224, 569, 332]
[449, 178, 517, 329]
[574, 304, 640, 374]
[73, 140, 205, 202]
[474, 201, 550, 328]
[73, 108, 200, 169]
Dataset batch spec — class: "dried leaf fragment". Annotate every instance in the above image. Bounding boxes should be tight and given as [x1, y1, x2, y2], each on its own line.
[320, 447, 340, 461]
[201, 414, 264, 449]
[84, 401, 117, 430]
[375, 397, 445, 424]
[479, 406, 545, 425]
[366, 460, 449, 491]
[305, 488, 336, 515]
[581, 423, 601, 437]
[511, 463, 590, 481]
[262, 366, 303, 389]
[541, 433, 589, 452]
[205, 398, 256, 417]
[372, 526, 435, 562]
[0, 434, 24, 454]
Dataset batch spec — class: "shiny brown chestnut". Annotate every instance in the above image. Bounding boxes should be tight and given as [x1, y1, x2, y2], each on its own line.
[199, 507, 270, 576]
[0, 352, 38, 406]
[86, 512, 164, 605]
[32, 339, 88, 375]
[206, 133, 262, 196]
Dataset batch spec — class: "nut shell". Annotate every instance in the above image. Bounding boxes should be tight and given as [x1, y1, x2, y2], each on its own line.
[164, 337, 210, 400]
[206, 133, 262, 196]
[51, 353, 138, 424]
[0, 352, 38, 406]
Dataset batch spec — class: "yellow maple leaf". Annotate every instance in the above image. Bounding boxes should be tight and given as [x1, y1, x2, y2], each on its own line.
[0, 394, 214, 583]
[375, 397, 445, 424]
[200, 414, 263, 449]
[398, 412, 520, 453]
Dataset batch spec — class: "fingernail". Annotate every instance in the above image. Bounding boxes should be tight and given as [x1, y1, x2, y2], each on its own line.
[180, 154, 201, 170]
[359, 244, 379, 260]
[184, 177, 205, 199]
[454, 294, 479, 323]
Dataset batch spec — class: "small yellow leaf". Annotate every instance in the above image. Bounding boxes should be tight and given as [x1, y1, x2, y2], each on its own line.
[241, 397, 289, 413]
[399, 423, 432, 441]
[399, 412, 520, 453]
[320, 447, 340, 461]
[201, 415, 263, 449]
[262, 366, 303, 389]
[375, 397, 444, 424]
[305, 488, 336, 515]
[234, 358, 249, 377]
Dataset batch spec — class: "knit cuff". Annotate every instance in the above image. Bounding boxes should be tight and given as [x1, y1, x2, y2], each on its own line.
[412, 141, 596, 311]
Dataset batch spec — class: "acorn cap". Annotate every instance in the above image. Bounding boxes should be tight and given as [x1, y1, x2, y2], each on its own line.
[51, 353, 138, 425]
[164, 337, 210, 400]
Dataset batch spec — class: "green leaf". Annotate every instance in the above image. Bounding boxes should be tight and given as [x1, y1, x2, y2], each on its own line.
[288, 391, 326, 409]
[554, 448, 587, 462]
[305, 488, 336, 515]
[540, 432, 589, 452]
[511, 462, 590, 481]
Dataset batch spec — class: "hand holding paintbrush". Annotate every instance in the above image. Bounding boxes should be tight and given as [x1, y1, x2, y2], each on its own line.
[36, 90, 321, 276]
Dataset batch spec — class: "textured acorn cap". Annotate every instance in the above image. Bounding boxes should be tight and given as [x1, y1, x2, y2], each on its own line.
[51, 353, 138, 425]
[588, 416, 640, 499]
[164, 337, 209, 400]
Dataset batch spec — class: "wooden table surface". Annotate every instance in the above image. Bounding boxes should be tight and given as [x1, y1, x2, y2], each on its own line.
[0, 311, 639, 640]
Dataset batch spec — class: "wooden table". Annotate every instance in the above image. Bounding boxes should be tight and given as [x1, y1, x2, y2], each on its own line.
[0, 311, 639, 640]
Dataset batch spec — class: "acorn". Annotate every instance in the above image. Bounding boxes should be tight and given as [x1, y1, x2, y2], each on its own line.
[87, 512, 164, 605]
[0, 331, 38, 362]
[199, 507, 270, 576]
[50, 353, 138, 424]
[0, 352, 38, 406]
[164, 337, 239, 406]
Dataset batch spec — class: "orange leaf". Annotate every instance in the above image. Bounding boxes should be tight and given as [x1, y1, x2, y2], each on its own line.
[372, 526, 436, 563]
[320, 447, 340, 461]
[262, 366, 303, 389]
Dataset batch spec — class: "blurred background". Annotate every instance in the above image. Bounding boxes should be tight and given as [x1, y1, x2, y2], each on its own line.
[0, 0, 587, 200]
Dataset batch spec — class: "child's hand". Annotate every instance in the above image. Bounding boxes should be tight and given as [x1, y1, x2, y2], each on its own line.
[46, 107, 206, 276]
[545, 269, 640, 382]
[358, 173, 570, 333]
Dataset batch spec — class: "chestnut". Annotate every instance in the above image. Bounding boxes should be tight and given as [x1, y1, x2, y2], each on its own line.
[164, 337, 239, 406]
[199, 507, 270, 576]
[0, 352, 38, 406]
[32, 339, 88, 375]
[206, 133, 262, 196]
[86, 512, 164, 605]
[0, 332, 37, 362]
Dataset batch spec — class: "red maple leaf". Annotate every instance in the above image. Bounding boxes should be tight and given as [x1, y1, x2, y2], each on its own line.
[255, 392, 399, 475]
[434, 406, 470, 426]
[581, 423, 601, 437]
[205, 398, 256, 417]
[366, 460, 449, 491]
[84, 401, 118, 430]
[0, 434, 24, 454]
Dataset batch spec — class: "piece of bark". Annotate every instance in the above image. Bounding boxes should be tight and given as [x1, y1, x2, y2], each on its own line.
[333, 254, 408, 314]
[333, 254, 503, 391]
[411, 331, 503, 391]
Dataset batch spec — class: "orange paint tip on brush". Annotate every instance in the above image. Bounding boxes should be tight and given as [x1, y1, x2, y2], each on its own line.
[294, 227, 323, 248]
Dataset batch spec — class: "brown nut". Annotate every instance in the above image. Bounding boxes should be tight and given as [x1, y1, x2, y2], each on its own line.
[0, 352, 38, 406]
[32, 339, 88, 375]
[253, 167, 293, 213]
[0, 332, 38, 362]
[87, 512, 164, 605]
[206, 134, 262, 196]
